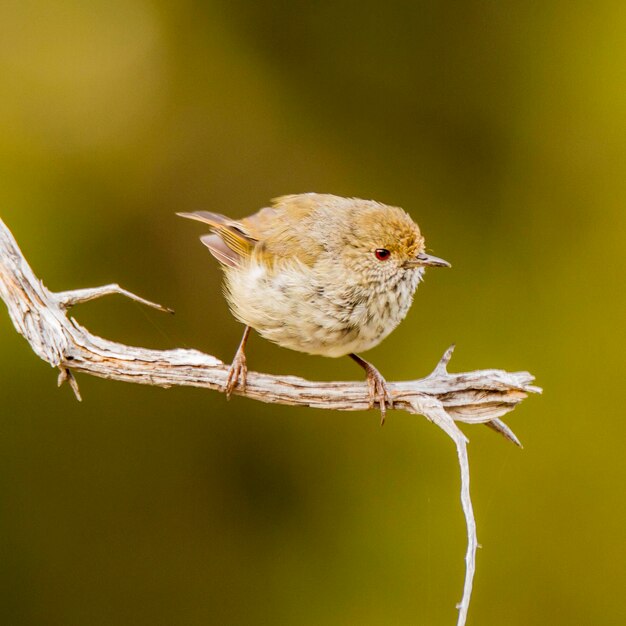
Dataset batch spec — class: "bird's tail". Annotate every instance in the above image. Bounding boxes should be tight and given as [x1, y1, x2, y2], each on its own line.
[177, 211, 257, 267]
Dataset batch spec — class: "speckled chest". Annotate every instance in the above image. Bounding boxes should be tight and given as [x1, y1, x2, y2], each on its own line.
[330, 268, 422, 352]
[224, 260, 422, 357]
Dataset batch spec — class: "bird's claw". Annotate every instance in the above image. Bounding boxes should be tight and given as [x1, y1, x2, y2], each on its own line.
[364, 364, 393, 425]
[225, 351, 247, 399]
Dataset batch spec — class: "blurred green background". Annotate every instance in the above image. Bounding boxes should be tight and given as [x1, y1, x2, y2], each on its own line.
[0, 1, 624, 625]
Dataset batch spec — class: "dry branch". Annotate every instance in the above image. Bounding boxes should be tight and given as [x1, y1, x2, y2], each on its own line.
[0, 217, 540, 626]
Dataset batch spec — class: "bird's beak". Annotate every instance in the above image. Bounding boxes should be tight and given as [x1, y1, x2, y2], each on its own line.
[404, 253, 451, 269]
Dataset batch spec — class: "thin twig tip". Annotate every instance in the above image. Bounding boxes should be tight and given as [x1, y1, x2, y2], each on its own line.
[430, 344, 456, 376]
[57, 367, 82, 402]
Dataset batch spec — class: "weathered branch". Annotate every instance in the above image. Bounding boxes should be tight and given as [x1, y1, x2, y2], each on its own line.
[0, 217, 540, 626]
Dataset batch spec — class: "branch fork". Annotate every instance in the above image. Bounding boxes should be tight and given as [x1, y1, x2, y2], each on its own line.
[0, 218, 540, 626]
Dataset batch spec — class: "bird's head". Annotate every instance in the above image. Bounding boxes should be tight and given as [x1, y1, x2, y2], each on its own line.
[337, 200, 450, 289]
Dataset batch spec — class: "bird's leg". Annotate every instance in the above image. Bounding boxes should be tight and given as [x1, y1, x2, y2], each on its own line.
[225, 326, 251, 399]
[349, 353, 393, 425]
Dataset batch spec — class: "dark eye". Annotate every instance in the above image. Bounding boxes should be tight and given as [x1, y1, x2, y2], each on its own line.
[375, 248, 391, 261]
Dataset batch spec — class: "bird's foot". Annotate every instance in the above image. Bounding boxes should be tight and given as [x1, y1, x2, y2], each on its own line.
[225, 350, 247, 399]
[225, 326, 251, 399]
[363, 363, 393, 425]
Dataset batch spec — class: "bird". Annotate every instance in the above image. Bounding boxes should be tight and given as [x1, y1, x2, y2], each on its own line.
[178, 193, 450, 423]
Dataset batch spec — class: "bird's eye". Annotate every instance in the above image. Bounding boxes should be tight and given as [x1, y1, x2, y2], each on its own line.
[375, 248, 391, 261]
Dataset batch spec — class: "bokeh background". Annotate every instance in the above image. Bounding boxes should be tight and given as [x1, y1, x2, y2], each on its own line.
[1, 1, 625, 625]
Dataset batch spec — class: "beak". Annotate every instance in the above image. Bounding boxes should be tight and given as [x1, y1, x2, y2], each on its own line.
[404, 253, 451, 269]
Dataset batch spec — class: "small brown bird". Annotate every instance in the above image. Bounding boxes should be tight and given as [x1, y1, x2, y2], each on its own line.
[178, 193, 449, 422]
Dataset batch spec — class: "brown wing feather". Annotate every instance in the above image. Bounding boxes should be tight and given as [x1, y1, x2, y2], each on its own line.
[238, 196, 324, 266]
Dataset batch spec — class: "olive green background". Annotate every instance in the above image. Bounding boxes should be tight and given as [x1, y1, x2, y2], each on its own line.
[1, 2, 624, 625]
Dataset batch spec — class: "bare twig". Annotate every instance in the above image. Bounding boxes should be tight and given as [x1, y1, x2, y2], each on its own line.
[57, 284, 175, 313]
[0, 218, 540, 626]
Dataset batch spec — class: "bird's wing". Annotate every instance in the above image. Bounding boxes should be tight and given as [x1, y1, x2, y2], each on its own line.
[179, 195, 330, 268]
[238, 195, 327, 266]
[177, 211, 257, 266]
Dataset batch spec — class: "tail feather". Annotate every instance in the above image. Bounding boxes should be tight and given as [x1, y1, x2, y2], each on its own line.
[178, 211, 256, 266]
[200, 234, 240, 267]
[176, 211, 231, 227]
